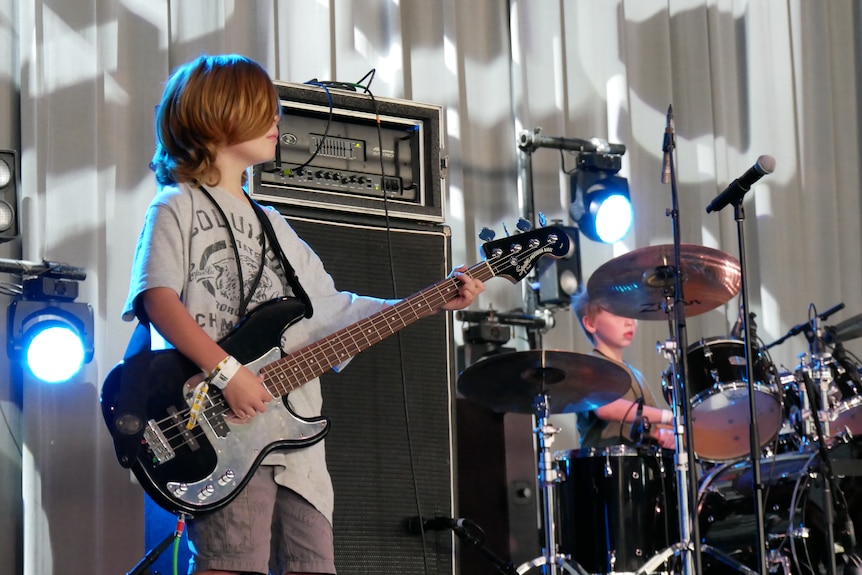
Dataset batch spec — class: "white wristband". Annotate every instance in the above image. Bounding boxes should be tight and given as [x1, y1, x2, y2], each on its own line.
[661, 410, 673, 425]
[209, 355, 242, 390]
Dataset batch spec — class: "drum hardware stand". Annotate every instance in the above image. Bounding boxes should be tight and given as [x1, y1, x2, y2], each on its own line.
[516, 394, 588, 575]
[797, 326, 862, 575]
[763, 302, 846, 445]
[645, 307, 756, 575]
[636, 104, 703, 575]
[797, 349, 834, 442]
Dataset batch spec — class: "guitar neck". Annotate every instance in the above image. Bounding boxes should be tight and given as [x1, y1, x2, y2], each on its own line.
[261, 260, 494, 397]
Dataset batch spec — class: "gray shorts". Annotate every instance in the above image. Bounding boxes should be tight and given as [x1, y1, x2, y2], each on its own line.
[187, 465, 336, 574]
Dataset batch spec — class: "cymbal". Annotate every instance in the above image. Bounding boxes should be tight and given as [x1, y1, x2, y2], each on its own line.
[457, 350, 632, 414]
[587, 244, 741, 320]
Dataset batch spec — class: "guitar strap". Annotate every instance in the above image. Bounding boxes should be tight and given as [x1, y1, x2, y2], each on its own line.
[248, 197, 314, 319]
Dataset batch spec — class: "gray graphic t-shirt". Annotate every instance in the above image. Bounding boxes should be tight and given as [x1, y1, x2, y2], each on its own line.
[122, 182, 388, 522]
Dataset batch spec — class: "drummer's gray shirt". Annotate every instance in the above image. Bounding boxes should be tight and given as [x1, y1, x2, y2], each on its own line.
[576, 350, 669, 448]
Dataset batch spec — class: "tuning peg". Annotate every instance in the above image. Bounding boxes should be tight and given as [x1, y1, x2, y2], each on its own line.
[516, 218, 532, 232]
[478, 227, 496, 242]
[502, 222, 510, 236]
[538, 213, 548, 227]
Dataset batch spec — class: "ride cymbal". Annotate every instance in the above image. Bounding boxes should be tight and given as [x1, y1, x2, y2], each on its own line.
[457, 350, 632, 414]
[587, 244, 741, 320]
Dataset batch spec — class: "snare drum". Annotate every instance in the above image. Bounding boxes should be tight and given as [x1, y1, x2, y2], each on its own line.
[556, 446, 678, 574]
[670, 338, 783, 461]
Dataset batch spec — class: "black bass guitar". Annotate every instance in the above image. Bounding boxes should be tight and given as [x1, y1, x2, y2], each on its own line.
[101, 226, 571, 514]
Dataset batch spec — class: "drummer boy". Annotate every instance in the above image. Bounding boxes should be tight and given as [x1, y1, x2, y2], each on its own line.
[572, 289, 676, 449]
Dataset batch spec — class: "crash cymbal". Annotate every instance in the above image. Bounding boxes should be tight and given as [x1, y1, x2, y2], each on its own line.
[587, 244, 741, 320]
[457, 350, 632, 414]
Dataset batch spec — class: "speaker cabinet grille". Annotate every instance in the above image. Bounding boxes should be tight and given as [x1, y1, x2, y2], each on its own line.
[286, 213, 455, 575]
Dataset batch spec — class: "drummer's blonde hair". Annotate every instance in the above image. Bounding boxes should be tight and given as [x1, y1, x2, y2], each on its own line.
[571, 289, 604, 346]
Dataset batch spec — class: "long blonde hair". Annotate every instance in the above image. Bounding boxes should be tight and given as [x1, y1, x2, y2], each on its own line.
[150, 54, 280, 188]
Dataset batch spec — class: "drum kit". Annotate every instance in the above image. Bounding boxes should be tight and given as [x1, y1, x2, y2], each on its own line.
[457, 243, 862, 575]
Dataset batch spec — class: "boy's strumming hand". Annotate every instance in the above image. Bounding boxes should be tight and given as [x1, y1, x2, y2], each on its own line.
[221, 366, 272, 423]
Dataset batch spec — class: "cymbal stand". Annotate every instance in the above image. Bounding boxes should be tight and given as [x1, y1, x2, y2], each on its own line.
[796, 348, 833, 443]
[795, 316, 862, 575]
[636, 297, 697, 575]
[636, 105, 702, 575]
[646, 309, 758, 575]
[516, 393, 587, 575]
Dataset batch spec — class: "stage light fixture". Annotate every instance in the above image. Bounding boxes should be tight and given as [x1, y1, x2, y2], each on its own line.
[7, 277, 94, 383]
[0, 150, 20, 241]
[570, 153, 633, 244]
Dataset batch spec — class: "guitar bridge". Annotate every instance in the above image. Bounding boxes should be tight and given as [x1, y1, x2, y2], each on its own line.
[143, 419, 175, 465]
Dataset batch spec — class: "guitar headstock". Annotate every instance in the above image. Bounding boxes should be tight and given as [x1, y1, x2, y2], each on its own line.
[481, 226, 573, 283]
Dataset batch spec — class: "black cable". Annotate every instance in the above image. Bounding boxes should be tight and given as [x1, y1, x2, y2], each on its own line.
[354, 77, 436, 575]
[278, 80, 335, 175]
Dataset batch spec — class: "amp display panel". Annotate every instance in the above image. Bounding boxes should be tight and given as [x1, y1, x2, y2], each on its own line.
[252, 82, 445, 222]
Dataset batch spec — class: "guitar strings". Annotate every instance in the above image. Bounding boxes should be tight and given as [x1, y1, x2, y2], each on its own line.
[146, 241, 549, 458]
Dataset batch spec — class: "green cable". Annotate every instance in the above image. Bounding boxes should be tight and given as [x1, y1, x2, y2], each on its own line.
[172, 514, 186, 575]
[173, 531, 180, 575]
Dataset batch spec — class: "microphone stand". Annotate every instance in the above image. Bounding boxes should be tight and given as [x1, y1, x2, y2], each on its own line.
[729, 194, 769, 575]
[665, 113, 704, 575]
[453, 524, 521, 575]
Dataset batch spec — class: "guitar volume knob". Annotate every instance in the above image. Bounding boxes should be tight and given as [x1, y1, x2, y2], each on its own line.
[169, 482, 188, 496]
[198, 484, 215, 500]
[218, 470, 236, 486]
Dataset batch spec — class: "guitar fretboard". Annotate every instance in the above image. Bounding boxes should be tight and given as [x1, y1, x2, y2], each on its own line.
[261, 260, 495, 397]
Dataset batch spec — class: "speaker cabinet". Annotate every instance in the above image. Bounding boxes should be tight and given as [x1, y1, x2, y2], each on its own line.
[285, 210, 455, 575]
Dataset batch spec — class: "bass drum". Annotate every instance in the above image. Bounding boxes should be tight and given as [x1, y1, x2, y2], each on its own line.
[697, 440, 862, 574]
[672, 337, 783, 461]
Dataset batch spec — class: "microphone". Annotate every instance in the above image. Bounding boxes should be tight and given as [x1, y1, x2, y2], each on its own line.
[629, 396, 645, 445]
[705, 154, 776, 213]
[406, 516, 465, 534]
[661, 105, 674, 184]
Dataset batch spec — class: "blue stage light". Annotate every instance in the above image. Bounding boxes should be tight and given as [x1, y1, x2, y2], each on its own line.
[7, 278, 94, 383]
[570, 153, 633, 244]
